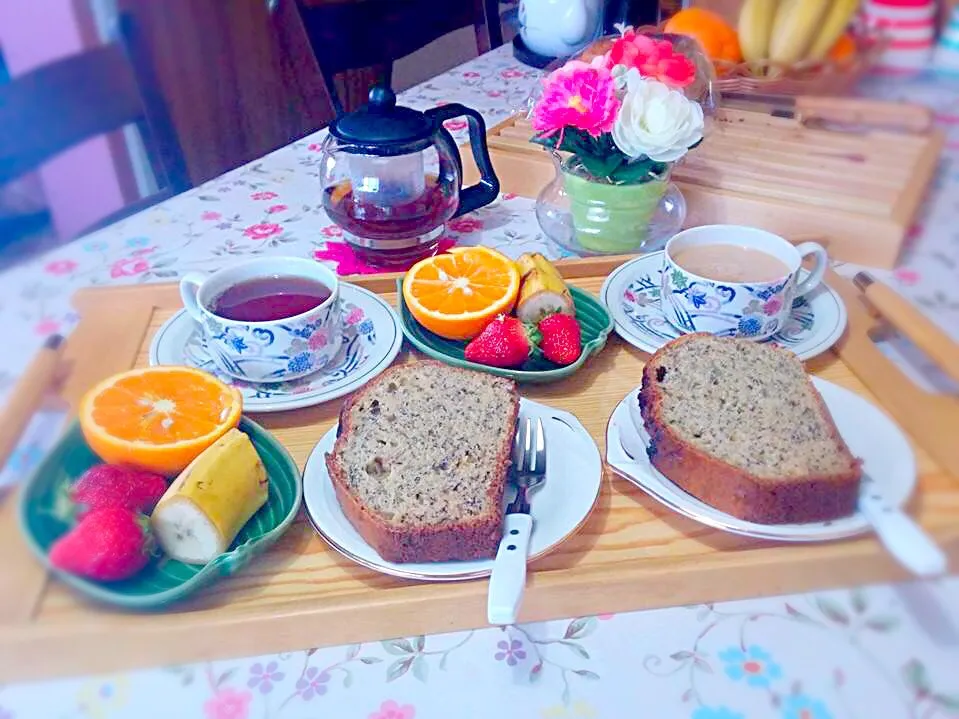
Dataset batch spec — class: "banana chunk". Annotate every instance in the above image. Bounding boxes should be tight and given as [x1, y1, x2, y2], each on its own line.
[516, 253, 575, 323]
[151, 428, 268, 564]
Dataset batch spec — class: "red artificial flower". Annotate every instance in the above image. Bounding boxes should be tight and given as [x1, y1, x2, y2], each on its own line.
[607, 31, 696, 89]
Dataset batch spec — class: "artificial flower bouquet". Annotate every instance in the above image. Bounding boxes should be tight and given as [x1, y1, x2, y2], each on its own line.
[530, 27, 709, 185]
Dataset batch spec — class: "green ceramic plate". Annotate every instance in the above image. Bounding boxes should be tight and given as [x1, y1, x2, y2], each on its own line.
[397, 280, 614, 384]
[18, 416, 302, 610]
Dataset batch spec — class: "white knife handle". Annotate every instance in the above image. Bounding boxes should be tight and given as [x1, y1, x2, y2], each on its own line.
[487, 513, 534, 625]
[862, 504, 948, 578]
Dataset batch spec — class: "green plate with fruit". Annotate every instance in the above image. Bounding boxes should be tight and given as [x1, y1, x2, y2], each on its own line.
[396, 280, 614, 384]
[18, 416, 301, 610]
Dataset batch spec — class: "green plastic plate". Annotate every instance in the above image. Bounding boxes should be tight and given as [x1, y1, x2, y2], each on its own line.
[18, 416, 302, 609]
[396, 280, 614, 384]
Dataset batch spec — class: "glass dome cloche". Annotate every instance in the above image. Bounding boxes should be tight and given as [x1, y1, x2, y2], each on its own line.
[527, 26, 718, 256]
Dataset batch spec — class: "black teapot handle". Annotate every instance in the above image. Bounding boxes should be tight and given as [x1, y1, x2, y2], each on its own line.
[425, 104, 500, 218]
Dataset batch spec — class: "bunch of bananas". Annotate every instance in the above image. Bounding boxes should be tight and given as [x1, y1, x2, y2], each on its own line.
[738, 0, 860, 65]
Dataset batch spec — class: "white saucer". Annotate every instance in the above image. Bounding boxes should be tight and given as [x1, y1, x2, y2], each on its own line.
[149, 283, 404, 413]
[302, 398, 602, 581]
[606, 378, 916, 542]
[600, 253, 848, 361]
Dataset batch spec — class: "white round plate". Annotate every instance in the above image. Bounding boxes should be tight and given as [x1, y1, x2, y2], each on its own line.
[302, 398, 602, 581]
[600, 252, 847, 361]
[149, 283, 403, 413]
[606, 378, 916, 542]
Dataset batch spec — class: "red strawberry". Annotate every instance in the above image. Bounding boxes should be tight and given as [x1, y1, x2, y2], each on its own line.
[50, 506, 154, 581]
[538, 313, 582, 365]
[465, 314, 540, 368]
[70, 464, 168, 517]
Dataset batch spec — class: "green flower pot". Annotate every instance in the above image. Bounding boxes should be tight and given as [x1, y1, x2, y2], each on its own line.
[563, 168, 669, 254]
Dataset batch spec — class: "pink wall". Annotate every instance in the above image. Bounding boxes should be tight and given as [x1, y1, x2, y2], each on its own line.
[0, 0, 126, 240]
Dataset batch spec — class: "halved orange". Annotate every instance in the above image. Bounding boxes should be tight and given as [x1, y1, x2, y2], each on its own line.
[402, 246, 521, 340]
[79, 366, 243, 476]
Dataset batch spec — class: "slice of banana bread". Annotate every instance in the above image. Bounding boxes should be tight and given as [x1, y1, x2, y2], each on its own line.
[638, 333, 862, 524]
[326, 361, 519, 562]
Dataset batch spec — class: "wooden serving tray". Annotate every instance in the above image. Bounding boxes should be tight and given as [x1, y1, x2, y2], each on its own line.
[3, 257, 958, 683]
[462, 105, 944, 269]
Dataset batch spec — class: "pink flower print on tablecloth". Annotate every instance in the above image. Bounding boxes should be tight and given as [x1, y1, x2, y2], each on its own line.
[894, 268, 921, 286]
[131, 246, 156, 256]
[487, 90, 504, 98]
[463, 70, 481, 78]
[251, 191, 278, 201]
[308, 143, 323, 152]
[267, 204, 288, 214]
[597, 613, 615, 620]
[44, 259, 77, 275]
[502, 192, 518, 201]
[110, 257, 150, 278]
[494, 639, 527, 666]
[203, 688, 252, 719]
[762, 297, 783, 316]
[501, 68, 525, 79]
[321, 225, 343, 238]
[202, 210, 222, 221]
[295, 667, 330, 700]
[243, 223, 282, 240]
[443, 118, 468, 132]
[247, 661, 284, 694]
[35, 317, 61, 336]
[368, 700, 415, 719]
[448, 216, 483, 234]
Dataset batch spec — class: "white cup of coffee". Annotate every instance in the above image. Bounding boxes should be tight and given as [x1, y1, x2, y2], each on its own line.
[179, 257, 342, 383]
[661, 225, 828, 340]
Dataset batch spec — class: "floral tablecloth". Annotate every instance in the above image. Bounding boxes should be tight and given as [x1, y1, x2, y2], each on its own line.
[1, 45, 958, 718]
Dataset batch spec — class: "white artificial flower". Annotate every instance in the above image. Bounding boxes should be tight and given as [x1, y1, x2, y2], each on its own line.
[611, 69, 705, 163]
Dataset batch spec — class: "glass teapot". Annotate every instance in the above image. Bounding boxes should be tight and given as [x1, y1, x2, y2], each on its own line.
[318, 86, 500, 266]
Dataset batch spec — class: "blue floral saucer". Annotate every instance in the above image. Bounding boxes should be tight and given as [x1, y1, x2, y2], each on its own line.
[600, 253, 847, 362]
[150, 283, 403, 413]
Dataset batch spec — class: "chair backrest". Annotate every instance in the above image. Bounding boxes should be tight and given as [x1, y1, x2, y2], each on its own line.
[0, 30, 188, 193]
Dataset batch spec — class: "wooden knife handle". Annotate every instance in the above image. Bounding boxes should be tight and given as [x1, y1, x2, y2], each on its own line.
[0, 335, 64, 470]
[796, 97, 933, 134]
[855, 274, 959, 385]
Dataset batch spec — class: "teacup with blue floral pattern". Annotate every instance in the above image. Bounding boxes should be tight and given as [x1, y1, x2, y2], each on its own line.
[661, 225, 827, 341]
[179, 257, 342, 382]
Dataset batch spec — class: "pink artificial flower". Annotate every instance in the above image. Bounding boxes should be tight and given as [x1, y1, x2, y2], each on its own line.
[607, 31, 696, 89]
[44, 259, 77, 275]
[201, 211, 222, 221]
[243, 222, 282, 240]
[448, 216, 483, 233]
[266, 204, 288, 214]
[110, 257, 150, 278]
[321, 225, 343, 238]
[35, 317, 61, 335]
[531, 61, 620, 138]
[443, 119, 468, 132]
[203, 688, 252, 719]
[368, 700, 415, 719]
[250, 191, 278, 201]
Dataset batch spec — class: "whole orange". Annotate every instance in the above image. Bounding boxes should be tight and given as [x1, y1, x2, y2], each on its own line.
[664, 8, 742, 65]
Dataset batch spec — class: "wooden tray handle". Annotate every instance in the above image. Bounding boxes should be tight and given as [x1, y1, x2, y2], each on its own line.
[854, 273, 959, 385]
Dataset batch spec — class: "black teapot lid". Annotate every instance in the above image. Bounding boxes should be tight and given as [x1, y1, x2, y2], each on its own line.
[329, 86, 434, 155]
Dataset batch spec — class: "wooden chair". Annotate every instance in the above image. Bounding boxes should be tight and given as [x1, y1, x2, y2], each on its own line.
[297, 0, 504, 112]
[0, 14, 188, 236]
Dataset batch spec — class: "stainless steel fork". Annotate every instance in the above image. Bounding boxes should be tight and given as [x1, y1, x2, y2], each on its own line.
[487, 416, 547, 625]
